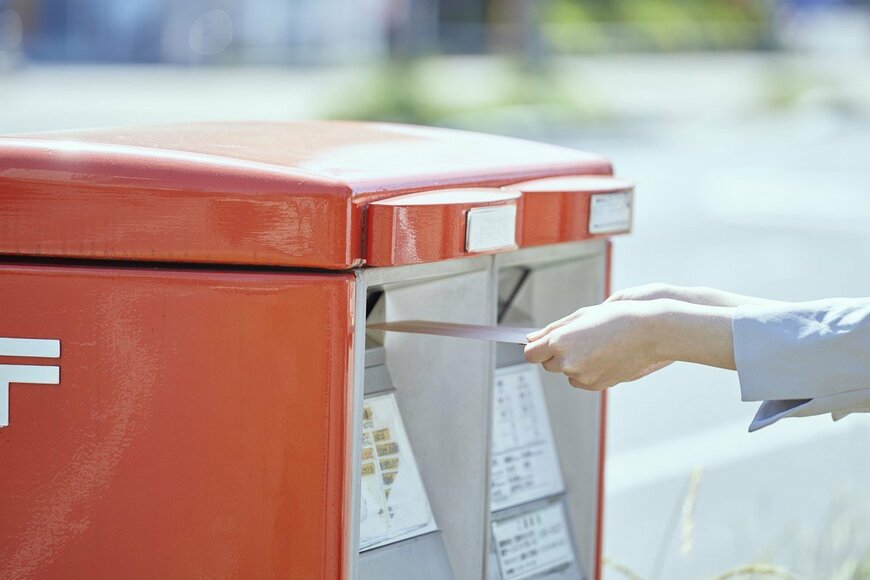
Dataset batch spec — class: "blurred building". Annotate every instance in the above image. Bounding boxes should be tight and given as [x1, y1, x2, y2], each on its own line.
[8, 0, 869, 65]
[6, 0, 438, 64]
[0, 0, 805, 65]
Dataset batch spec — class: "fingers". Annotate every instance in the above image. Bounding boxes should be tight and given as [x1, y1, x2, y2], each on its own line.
[526, 323, 558, 344]
[531, 354, 616, 392]
[568, 376, 612, 392]
[527, 312, 575, 342]
[567, 377, 600, 391]
[541, 356, 562, 373]
[524, 338, 553, 364]
[567, 378, 587, 389]
[540, 358, 595, 388]
[526, 309, 583, 342]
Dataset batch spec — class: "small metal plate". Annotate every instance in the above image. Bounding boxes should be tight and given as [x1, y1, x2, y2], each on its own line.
[588, 191, 632, 234]
[466, 205, 518, 253]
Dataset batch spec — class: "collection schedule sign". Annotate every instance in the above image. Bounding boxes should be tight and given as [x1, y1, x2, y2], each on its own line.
[491, 364, 565, 512]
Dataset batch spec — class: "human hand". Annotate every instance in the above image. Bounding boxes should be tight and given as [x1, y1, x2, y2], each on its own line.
[524, 301, 664, 391]
[525, 299, 736, 391]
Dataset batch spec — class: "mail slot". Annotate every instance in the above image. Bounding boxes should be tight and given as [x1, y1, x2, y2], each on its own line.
[0, 121, 632, 580]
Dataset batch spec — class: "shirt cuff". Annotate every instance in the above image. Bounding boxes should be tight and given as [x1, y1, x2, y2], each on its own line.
[733, 298, 870, 402]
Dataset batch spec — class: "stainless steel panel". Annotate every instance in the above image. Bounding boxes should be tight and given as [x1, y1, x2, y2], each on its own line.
[380, 269, 494, 580]
[494, 241, 607, 580]
[354, 256, 497, 580]
[359, 532, 455, 580]
[350, 244, 605, 580]
[363, 364, 394, 396]
[365, 344, 386, 368]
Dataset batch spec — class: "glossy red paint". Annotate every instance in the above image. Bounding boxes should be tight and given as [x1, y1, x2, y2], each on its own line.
[595, 239, 614, 580]
[0, 122, 621, 580]
[0, 122, 612, 269]
[503, 175, 633, 247]
[0, 263, 355, 580]
[366, 188, 522, 267]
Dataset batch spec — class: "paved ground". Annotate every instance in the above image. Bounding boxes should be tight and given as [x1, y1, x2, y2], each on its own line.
[4, 53, 870, 579]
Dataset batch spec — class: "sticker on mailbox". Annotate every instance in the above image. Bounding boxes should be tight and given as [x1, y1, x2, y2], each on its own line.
[492, 501, 577, 580]
[466, 205, 517, 253]
[589, 191, 632, 234]
[358, 393, 437, 551]
[491, 364, 565, 512]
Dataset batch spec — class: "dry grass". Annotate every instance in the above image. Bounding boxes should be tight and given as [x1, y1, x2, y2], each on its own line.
[604, 468, 870, 580]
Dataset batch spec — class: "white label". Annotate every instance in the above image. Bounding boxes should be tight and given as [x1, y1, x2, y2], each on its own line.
[358, 393, 437, 551]
[491, 364, 564, 512]
[0, 338, 61, 428]
[589, 191, 632, 234]
[0, 338, 60, 359]
[492, 502, 576, 580]
[466, 205, 517, 253]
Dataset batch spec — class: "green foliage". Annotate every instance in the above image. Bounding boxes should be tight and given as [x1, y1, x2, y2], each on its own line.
[855, 554, 870, 580]
[541, 0, 772, 52]
[327, 58, 609, 131]
[333, 61, 428, 124]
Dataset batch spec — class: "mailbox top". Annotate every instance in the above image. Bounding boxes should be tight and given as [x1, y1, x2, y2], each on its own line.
[0, 121, 613, 270]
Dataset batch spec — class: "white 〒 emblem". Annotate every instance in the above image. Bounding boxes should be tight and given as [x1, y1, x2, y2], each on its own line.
[0, 337, 61, 427]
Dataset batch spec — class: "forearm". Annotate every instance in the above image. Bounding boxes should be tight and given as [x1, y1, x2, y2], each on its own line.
[680, 287, 783, 308]
[650, 299, 736, 370]
[608, 283, 785, 308]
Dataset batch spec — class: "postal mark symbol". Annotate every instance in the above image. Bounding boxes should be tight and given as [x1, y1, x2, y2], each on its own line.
[0, 337, 61, 428]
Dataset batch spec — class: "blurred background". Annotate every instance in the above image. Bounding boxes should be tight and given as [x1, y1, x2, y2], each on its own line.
[2, 0, 870, 578]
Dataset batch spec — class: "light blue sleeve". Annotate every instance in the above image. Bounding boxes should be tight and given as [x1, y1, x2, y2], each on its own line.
[732, 298, 870, 431]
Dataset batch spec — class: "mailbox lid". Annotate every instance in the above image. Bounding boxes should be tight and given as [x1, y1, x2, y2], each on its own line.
[366, 188, 522, 267]
[0, 121, 611, 270]
[504, 175, 634, 247]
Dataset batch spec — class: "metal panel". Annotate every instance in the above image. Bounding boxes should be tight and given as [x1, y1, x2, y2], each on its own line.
[0, 263, 355, 580]
[354, 256, 497, 580]
[359, 532, 454, 580]
[495, 239, 605, 270]
[354, 244, 606, 580]
[494, 241, 607, 580]
[363, 364, 395, 396]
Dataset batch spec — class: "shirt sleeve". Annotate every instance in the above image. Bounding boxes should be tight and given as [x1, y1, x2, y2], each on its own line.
[732, 298, 870, 431]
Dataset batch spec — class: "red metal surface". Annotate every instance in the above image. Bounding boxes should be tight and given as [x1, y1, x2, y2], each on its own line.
[366, 188, 522, 267]
[0, 122, 612, 270]
[595, 389, 608, 580]
[594, 239, 614, 580]
[0, 121, 621, 580]
[0, 263, 355, 580]
[503, 176, 633, 247]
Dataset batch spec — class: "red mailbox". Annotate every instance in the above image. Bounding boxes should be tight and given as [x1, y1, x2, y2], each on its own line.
[0, 122, 632, 580]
